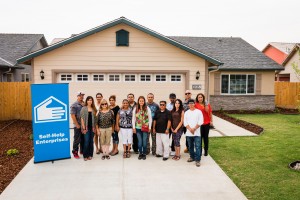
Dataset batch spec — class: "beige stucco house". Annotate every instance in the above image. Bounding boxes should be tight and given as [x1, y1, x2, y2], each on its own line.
[17, 17, 283, 110]
[281, 44, 300, 82]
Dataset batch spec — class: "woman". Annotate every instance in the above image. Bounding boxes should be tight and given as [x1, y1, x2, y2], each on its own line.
[171, 99, 184, 160]
[115, 99, 133, 158]
[195, 93, 213, 156]
[80, 96, 97, 161]
[132, 96, 152, 160]
[109, 95, 120, 156]
[97, 99, 115, 160]
[94, 93, 103, 154]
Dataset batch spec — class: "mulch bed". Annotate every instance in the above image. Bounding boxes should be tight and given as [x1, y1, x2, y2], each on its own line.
[0, 120, 33, 194]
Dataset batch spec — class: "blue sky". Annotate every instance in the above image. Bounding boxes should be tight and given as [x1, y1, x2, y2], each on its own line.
[0, 0, 299, 50]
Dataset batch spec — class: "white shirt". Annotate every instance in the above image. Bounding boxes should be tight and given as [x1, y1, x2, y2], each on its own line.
[184, 109, 204, 137]
[166, 102, 174, 111]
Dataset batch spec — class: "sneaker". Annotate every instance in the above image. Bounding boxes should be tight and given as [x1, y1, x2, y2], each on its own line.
[79, 151, 83, 155]
[187, 158, 194, 162]
[156, 154, 163, 158]
[163, 157, 168, 161]
[73, 151, 80, 159]
[184, 148, 189, 153]
[138, 154, 143, 160]
[196, 161, 201, 167]
[204, 151, 208, 156]
[142, 154, 146, 160]
[134, 151, 139, 154]
[170, 151, 175, 156]
[152, 152, 156, 156]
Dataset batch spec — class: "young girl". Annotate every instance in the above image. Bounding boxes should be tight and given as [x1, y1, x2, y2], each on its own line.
[116, 99, 133, 158]
[80, 96, 97, 161]
[109, 95, 120, 156]
[195, 93, 213, 156]
[171, 99, 184, 160]
[132, 96, 152, 160]
[97, 99, 115, 160]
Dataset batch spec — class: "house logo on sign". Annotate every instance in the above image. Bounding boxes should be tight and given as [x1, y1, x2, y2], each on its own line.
[34, 96, 67, 123]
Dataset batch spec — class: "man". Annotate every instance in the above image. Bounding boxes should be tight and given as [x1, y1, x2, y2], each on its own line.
[166, 93, 176, 156]
[184, 99, 204, 167]
[146, 93, 159, 155]
[95, 93, 103, 154]
[183, 90, 192, 153]
[70, 91, 85, 159]
[153, 101, 171, 161]
[127, 93, 138, 153]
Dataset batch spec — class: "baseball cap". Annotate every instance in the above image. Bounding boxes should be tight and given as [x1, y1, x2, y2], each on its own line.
[77, 91, 85, 96]
[169, 93, 176, 99]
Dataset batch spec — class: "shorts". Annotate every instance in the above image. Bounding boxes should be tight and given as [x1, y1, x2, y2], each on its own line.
[120, 128, 133, 145]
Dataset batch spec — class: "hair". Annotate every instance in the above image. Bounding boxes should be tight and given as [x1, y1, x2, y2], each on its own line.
[160, 100, 167, 105]
[127, 93, 134, 98]
[84, 96, 97, 114]
[136, 96, 147, 112]
[100, 99, 108, 111]
[172, 99, 183, 114]
[96, 93, 103, 97]
[109, 95, 116, 101]
[195, 93, 206, 105]
[121, 99, 129, 109]
[147, 93, 154, 97]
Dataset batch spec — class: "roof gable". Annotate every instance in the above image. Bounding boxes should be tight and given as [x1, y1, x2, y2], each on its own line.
[17, 17, 222, 66]
[282, 44, 300, 66]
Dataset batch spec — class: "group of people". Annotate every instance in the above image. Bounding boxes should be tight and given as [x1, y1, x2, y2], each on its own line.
[70, 90, 213, 167]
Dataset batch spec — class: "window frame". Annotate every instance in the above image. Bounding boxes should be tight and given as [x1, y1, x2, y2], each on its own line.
[220, 74, 256, 95]
[108, 74, 121, 82]
[170, 74, 182, 82]
[116, 29, 129, 46]
[6, 73, 14, 82]
[139, 74, 152, 82]
[76, 73, 89, 82]
[59, 73, 73, 82]
[92, 74, 105, 82]
[123, 74, 136, 82]
[155, 74, 167, 82]
[21, 73, 30, 82]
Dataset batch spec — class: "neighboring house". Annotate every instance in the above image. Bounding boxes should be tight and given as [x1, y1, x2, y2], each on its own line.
[17, 17, 283, 110]
[262, 42, 299, 82]
[0, 34, 48, 82]
[281, 44, 300, 82]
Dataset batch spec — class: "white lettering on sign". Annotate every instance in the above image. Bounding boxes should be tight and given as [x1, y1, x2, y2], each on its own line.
[192, 84, 202, 90]
[36, 132, 68, 145]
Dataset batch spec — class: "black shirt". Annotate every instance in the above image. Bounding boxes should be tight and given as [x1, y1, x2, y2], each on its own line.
[154, 109, 171, 133]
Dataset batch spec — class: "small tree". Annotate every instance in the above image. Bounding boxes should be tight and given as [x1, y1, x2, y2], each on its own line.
[292, 48, 300, 81]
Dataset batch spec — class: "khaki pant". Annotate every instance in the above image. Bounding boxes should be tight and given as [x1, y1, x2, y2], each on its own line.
[156, 133, 170, 158]
[100, 127, 112, 145]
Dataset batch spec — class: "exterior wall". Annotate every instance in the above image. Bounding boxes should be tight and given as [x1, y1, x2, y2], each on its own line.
[209, 71, 276, 110]
[33, 24, 207, 100]
[264, 46, 287, 64]
[210, 95, 275, 110]
[282, 51, 300, 82]
[14, 65, 32, 82]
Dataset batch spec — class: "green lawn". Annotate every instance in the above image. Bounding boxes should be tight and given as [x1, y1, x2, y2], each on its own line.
[210, 114, 300, 200]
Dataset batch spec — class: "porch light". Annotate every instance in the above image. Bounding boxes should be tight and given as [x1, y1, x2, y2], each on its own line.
[40, 70, 45, 80]
[196, 71, 200, 80]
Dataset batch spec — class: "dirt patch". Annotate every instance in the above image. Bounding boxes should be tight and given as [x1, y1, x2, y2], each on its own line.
[0, 120, 33, 194]
[213, 111, 264, 135]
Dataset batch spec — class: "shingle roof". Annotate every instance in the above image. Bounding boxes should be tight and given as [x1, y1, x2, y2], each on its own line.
[0, 34, 47, 67]
[169, 36, 284, 70]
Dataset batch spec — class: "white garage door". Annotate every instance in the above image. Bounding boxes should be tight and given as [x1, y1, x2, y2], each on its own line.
[58, 73, 186, 106]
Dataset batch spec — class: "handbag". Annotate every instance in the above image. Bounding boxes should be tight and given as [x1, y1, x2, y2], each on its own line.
[141, 124, 149, 132]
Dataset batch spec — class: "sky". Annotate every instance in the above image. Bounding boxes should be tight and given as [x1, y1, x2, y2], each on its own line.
[0, 0, 299, 50]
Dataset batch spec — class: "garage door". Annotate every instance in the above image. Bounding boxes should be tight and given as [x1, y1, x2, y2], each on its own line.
[57, 73, 186, 106]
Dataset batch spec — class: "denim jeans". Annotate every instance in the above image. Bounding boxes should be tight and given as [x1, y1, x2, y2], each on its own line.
[73, 127, 84, 153]
[112, 131, 119, 144]
[83, 130, 94, 158]
[187, 136, 201, 161]
[136, 129, 148, 155]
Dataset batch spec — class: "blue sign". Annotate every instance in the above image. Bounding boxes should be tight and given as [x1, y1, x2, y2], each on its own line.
[31, 84, 70, 163]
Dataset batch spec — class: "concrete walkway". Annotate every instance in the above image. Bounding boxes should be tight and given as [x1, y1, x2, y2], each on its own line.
[0, 116, 253, 200]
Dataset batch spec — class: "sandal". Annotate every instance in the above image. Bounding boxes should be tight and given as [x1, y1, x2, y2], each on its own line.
[96, 150, 100, 154]
[84, 158, 88, 161]
[101, 156, 105, 160]
[172, 156, 177, 160]
[123, 152, 127, 158]
[175, 156, 181, 161]
[106, 155, 110, 160]
[88, 157, 92, 160]
[126, 151, 131, 158]
[111, 151, 119, 156]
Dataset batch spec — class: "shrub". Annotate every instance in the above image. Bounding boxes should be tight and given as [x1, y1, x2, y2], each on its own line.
[29, 134, 33, 140]
[6, 149, 19, 156]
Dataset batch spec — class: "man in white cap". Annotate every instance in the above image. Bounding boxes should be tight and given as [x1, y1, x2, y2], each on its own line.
[70, 91, 85, 159]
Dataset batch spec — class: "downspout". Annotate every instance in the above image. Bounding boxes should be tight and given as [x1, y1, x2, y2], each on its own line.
[2, 67, 12, 82]
[207, 64, 222, 103]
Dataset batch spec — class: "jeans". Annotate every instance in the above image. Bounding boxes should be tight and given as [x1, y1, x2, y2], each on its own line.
[73, 127, 84, 153]
[201, 124, 210, 152]
[112, 131, 119, 144]
[83, 130, 94, 158]
[187, 136, 201, 161]
[136, 129, 148, 155]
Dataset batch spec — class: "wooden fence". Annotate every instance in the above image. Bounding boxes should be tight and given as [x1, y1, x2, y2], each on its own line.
[275, 82, 300, 109]
[0, 82, 31, 120]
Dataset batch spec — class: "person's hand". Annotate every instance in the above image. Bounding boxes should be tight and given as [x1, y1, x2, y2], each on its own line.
[153, 129, 156, 134]
[97, 129, 101, 136]
[190, 128, 195, 134]
[115, 125, 120, 132]
[76, 124, 80, 129]
[210, 122, 214, 126]
[165, 129, 169, 134]
[133, 128, 136, 134]
[148, 129, 151, 133]
[82, 129, 87, 134]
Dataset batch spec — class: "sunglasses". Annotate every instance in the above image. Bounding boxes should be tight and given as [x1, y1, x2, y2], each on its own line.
[101, 103, 108, 106]
[185, 93, 191, 95]
[160, 104, 166, 106]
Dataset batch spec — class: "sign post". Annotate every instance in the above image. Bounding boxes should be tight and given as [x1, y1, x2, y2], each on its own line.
[31, 84, 70, 163]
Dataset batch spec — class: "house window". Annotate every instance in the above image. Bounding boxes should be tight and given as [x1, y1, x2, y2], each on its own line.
[116, 29, 129, 46]
[93, 74, 105, 82]
[21, 73, 30, 82]
[109, 74, 120, 82]
[170, 75, 181, 82]
[6, 73, 13, 82]
[140, 74, 151, 82]
[221, 74, 255, 94]
[77, 74, 89, 82]
[60, 74, 72, 82]
[155, 74, 167, 82]
[124, 74, 136, 82]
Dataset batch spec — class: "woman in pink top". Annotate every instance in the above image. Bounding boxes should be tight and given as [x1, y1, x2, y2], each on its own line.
[195, 93, 213, 156]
